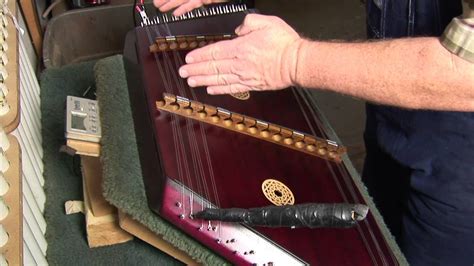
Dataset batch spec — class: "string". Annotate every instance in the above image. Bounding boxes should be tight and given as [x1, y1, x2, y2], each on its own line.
[158, 13, 223, 234]
[294, 87, 391, 265]
[139, 4, 393, 264]
[143, 21, 191, 215]
[145, 11, 219, 232]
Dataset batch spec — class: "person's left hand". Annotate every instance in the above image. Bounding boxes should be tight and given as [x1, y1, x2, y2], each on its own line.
[179, 14, 304, 95]
[154, 0, 227, 16]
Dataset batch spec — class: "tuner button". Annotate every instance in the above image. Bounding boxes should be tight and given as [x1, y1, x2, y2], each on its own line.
[156, 100, 165, 107]
[283, 137, 294, 145]
[236, 123, 245, 131]
[328, 151, 337, 159]
[272, 134, 282, 142]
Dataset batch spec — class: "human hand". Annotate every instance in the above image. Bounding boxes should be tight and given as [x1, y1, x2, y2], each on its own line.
[154, 0, 228, 16]
[179, 14, 303, 95]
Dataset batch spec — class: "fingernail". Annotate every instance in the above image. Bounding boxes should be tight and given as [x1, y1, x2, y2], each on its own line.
[179, 68, 188, 78]
[185, 56, 194, 64]
[188, 78, 196, 87]
[207, 88, 215, 95]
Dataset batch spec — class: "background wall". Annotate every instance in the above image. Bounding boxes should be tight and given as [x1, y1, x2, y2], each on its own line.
[257, 0, 368, 172]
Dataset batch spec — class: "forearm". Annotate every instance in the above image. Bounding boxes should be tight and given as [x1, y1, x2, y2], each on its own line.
[295, 37, 474, 111]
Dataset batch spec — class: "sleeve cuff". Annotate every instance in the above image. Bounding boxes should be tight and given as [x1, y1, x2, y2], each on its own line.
[440, 17, 474, 63]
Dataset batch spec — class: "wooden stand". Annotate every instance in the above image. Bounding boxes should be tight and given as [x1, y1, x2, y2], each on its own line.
[66, 139, 197, 263]
[81, 155, 133, 247]
[118, 211, 197, 265]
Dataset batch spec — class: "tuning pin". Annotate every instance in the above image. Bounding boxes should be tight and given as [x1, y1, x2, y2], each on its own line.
[0, 148, 9, 173]
[0, 51, 7, 65]
[0, 198, 8, 221]
[0, 91, 9, 116]
[0, 254, 7, 266]
[0, 172, 9, 196]
[0, 224, 8, 247]
[0, 127, 9, 151]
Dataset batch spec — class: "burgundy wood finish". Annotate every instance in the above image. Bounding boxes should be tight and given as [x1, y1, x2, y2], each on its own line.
[124, 11, 401, 265]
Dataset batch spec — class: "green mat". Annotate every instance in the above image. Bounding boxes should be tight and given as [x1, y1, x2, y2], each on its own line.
[42, 55, 406, 265]
[41, 60, 182, 265]
[95, 55, 226, 265]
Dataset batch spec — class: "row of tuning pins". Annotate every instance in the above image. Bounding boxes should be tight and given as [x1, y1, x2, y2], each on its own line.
[0, 9, 9, 117]
[142, 4, 247, 26]
[0, 127, 13, 265]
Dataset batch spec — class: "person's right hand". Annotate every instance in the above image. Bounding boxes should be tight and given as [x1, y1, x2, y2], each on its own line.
[153, 0, 228, 16]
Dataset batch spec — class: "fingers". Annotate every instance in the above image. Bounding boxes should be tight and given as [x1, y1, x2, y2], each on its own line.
[153, 0, 169, 8]
[187, 74, 241, 87]
[179, 59, 237, 78]
[185, 40, 237, 63]
[173, 3, 201, 16]
[235, 14, 276, 36]
[156, 0, 188, 12]
[207, 84, 252, 95]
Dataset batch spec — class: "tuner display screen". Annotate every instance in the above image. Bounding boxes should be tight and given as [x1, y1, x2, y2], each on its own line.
[71, 112, 87, 131]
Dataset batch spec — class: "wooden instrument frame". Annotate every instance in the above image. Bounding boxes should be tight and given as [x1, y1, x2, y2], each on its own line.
[124, 6, 402, 265]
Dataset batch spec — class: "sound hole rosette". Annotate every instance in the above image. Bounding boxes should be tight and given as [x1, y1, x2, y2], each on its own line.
[261, 179, 295, 206]
[230, 92, 250, 101]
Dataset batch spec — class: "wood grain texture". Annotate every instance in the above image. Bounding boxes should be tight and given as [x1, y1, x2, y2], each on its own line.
[118, 211, 198, 265]
[18, 0, 42, 58]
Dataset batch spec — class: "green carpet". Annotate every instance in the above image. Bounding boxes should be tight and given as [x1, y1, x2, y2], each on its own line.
[95, 55, 226, 265]
[41, 60, 182, 265]
[41, 55, 406, 265]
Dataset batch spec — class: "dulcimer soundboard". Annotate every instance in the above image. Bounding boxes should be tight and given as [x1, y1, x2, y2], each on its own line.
[124, 4, 402, 265]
